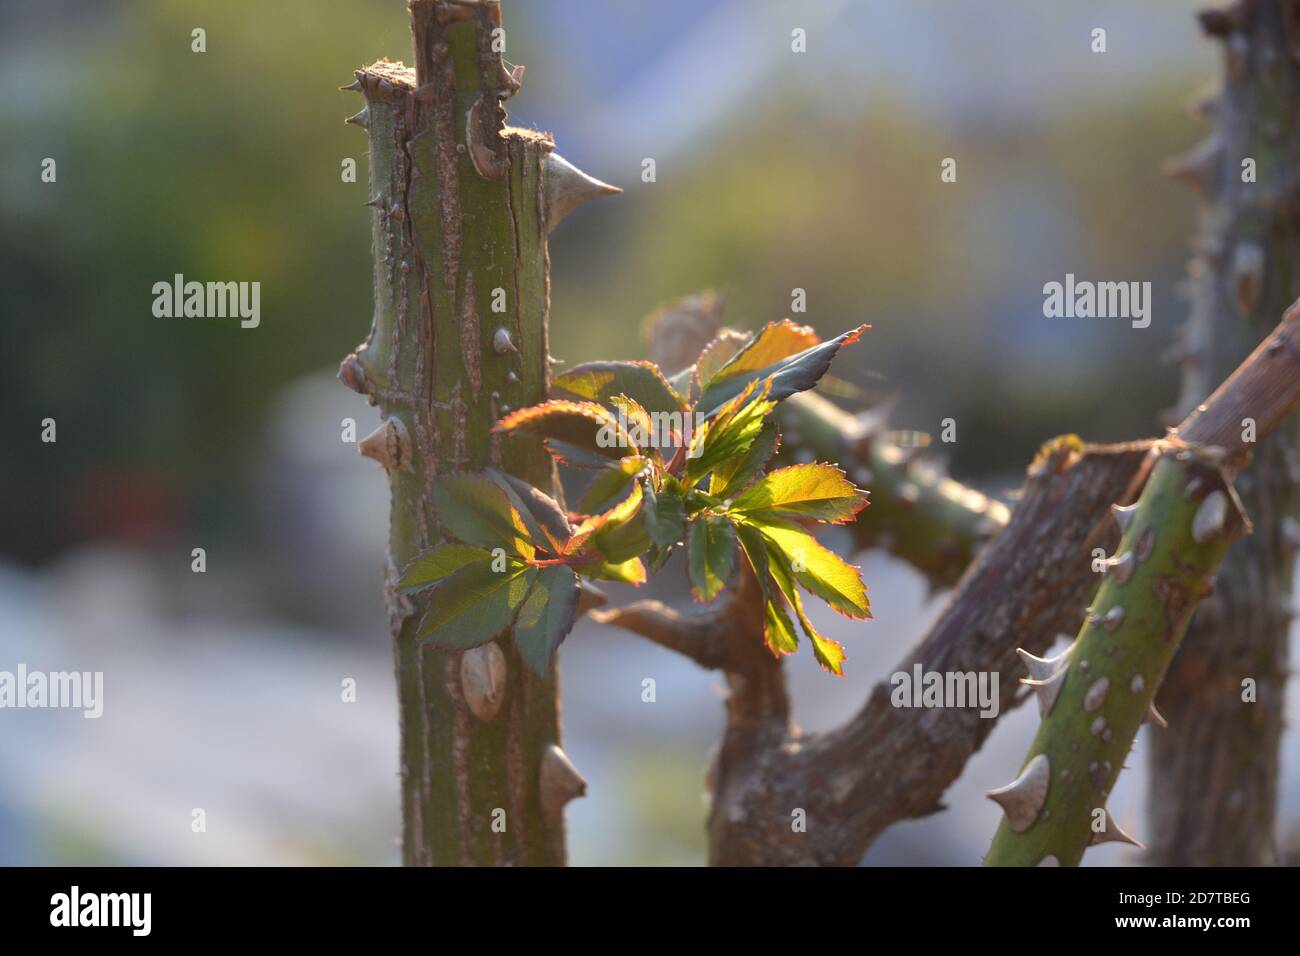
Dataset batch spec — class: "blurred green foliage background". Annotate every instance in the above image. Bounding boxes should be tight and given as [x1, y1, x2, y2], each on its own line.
[1, 0, 1213, 564]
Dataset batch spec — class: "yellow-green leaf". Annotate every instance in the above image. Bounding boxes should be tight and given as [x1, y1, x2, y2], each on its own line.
[707, 320, 820, 385]
[552, 361, 685, 416]
[694, 329, 752, 388]
[735, 521, 800, 656]
[590, 556, 647, 585]
[757, 529, 848, 675]
[709, 420, 779, 498]
[762, 597, 801, 656]
[750, 517, 870, 619]
[578, 456, 647, 514]
[686, 379, 776, 482]
[728, 462, 868, 524]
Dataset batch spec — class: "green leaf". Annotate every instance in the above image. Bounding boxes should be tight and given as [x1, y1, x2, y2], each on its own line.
[414, 560, 533, 649]
[496, 400, 633, 460]
[749, 517, 870, 620]
[398, 544, 493, 593]
[728, 462, 868, 524]
[486, 470, 573, 551]
[546, 440, 628, 469]
[552, 361, 685, 416]
[734, 521, 799, 655]
[762, 597, 801, 656]
[807, 629, 848, 675]
[572, 479, 642, 543]
[688, 515, 737, 602]
[609, 394, 667, 457]
[578, 456, 647, 514]
[709, 420, 779, 498]
[587, 556, 647, 584]
[755, 529, 847, 675]
[686, 379, 776, 482]
[591, 506, 651, 564]
[647, 543, 675, 573]
[695, 324, 868, 418]
[513, 565, 580, 675]
[573, 481, 651, 564]
[644, 481, 686, 550]
[431, 474, 534, 559]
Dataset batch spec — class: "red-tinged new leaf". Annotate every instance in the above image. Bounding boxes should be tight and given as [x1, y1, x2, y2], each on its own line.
[728, 462, 868, 524]
[687, 515, 737, 602]
[431, 474, 534, 559]
[569, 481, 650, 564]
[513, 565, 580, 676]
[609, 395, 664, 458]
[414, 560, 533, 649]
[496, 400, 633, 460]
[571, 480, 643, 543]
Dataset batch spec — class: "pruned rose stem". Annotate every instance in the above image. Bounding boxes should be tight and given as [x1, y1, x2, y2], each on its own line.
[339, 0, 615, 866]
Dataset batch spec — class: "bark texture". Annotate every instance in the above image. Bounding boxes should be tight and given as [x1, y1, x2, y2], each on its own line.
[988, 301, 1300, 865]
[1150, 0, 1300, 865]
[340, 0, 578, 866]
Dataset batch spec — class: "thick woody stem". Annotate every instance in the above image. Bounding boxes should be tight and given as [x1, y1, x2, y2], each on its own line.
[985, 303, 1300, 866]
[339, 0, 613, 866]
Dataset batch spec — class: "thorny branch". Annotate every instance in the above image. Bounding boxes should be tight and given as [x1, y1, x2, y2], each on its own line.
[599, 292, 1300, 865]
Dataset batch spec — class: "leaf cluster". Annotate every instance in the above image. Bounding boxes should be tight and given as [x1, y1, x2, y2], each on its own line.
[401, 321, 871, 675]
